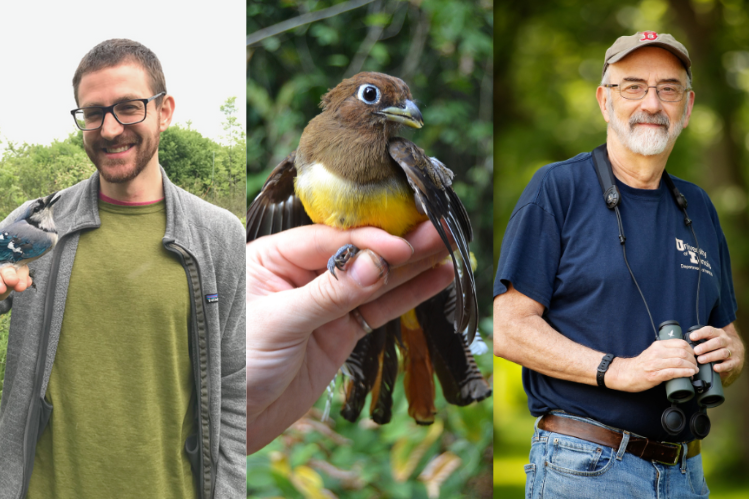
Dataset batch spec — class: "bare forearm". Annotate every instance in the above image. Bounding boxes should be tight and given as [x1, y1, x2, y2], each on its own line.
[493, 292, 603, 386]
[493, 284, 699, 393]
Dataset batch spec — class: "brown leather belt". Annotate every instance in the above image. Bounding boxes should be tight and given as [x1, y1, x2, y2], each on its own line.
[538, 414, 701, 465]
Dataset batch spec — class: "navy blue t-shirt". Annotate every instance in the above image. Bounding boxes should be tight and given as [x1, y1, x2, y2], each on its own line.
[494, 152, 737, 441]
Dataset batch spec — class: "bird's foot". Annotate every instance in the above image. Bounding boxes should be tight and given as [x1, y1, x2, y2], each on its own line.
[28, 268, 36, 290]
[328, 244, 360, 280]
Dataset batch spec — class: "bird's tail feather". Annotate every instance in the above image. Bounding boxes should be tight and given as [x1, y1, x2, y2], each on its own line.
[401, 310, 437, 425]
[340, 326, 386, 422]
[369, 320, 399, 424]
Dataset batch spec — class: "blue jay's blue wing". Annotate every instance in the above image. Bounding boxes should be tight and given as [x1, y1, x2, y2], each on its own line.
[0, 222, 56, 265]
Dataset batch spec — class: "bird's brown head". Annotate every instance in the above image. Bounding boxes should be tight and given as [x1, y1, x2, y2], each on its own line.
[319, 72, 424, 134]
[297, 72, 423, 183]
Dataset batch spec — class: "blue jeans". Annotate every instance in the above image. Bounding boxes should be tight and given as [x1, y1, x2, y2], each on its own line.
[524, 413, 709, 499]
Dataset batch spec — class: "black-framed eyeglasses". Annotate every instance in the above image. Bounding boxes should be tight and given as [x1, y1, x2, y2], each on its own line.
[70, 92, 166, 131]
[602, 82, 690, 102]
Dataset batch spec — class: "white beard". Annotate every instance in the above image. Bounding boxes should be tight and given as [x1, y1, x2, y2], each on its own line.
[607, 98, 687, 156]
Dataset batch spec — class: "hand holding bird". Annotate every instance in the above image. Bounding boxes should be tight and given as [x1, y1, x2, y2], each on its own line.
[0, 191, 61, 300]
[246, 222, 454, 454]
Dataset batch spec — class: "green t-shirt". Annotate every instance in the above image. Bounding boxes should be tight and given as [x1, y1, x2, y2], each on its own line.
[28, 200, 196, 499]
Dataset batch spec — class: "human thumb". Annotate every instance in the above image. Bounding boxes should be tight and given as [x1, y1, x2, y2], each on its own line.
[286, 249, 388, 332]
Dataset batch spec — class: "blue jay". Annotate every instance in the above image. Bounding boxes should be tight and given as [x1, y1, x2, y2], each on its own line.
[0, 192, 61, 273]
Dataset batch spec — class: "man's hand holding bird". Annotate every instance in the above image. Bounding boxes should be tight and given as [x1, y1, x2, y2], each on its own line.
[246, 222, 454, 454]
[0, 191, 61, 300]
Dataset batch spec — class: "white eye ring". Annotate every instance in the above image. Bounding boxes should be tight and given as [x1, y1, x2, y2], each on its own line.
[357, 84, 381, 105]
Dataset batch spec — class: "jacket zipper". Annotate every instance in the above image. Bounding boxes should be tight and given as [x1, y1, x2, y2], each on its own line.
[165, 241, 214, 499]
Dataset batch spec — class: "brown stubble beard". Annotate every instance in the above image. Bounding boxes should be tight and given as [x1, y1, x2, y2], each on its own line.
[84, 126, 161, 184]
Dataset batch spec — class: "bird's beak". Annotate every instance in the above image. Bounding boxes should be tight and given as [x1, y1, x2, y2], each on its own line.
[379, 99, 424, 129]
[45, 191, 61, 208]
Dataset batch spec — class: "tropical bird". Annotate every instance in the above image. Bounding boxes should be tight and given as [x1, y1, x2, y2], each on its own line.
[0, 192, 61, 273]
[247, 72, 491, 425]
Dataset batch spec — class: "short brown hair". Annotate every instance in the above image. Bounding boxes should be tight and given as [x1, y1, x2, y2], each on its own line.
[72, 39, 167, 105]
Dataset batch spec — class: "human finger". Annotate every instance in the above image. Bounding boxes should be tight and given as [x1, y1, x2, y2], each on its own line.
[694, 341, 729, 365]
[0, 267, 20, 299]
[356, 261, 455, 333]
[263, 224, 414, 271]
[366, 246, 451, 303]
[251, 225, 415, 290]
[688, 325, 720, 343]
[697, 347, 732, 366]
[690, 327, 733, 364]
[402, 221, 457, 262]
[653, 366, 701, 383]
[651, 355, 699, 373]
[264, 248, 393, 335]
[654, 338, 697, 355]
[303, 261, 456, 372]
[13, 265, 30, 293]
[646, 339, 698, 369]
[713, 356, 743, 386]
[0, 266, 20, 289]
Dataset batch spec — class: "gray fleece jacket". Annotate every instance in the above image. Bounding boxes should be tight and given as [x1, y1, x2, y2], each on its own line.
[0, 169, 246, 499]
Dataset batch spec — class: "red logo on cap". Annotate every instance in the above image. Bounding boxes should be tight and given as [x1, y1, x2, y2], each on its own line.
[640, 31, 658, 41]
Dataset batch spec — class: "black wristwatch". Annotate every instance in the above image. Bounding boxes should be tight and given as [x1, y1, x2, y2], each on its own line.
[597, 353, 615, 388]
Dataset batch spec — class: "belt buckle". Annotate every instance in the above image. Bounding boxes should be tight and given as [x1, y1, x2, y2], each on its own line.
[654, 442, 682, 466]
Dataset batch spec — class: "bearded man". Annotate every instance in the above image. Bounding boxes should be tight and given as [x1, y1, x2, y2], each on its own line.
[0, 39, 245, 499]
[494, 32, 745, 498]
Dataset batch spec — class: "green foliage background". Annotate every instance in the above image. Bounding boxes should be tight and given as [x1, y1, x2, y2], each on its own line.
[494, 1, 749, 497]
[247, 0, 493, 497]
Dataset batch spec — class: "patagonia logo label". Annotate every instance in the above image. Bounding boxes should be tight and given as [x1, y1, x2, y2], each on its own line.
[205, 294, 219, 303]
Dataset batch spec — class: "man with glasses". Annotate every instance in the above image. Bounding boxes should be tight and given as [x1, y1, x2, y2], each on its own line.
[0, 39, 244, 499]
[494, 32, 744, 497]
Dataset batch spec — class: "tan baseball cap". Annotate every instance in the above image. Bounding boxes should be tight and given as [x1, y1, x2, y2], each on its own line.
[603, 31, 691, 79]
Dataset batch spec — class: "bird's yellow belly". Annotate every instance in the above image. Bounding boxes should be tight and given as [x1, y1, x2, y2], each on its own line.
[295, 163, 428, 237]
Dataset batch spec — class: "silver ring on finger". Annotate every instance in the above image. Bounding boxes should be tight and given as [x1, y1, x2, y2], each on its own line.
[351, 308, 373, 334]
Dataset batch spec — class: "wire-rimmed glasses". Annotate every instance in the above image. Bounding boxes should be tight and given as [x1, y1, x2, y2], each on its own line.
[602, 82, 689, 102]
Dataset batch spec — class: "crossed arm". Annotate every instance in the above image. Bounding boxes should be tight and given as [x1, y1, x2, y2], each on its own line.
[493, 283, 745, 391]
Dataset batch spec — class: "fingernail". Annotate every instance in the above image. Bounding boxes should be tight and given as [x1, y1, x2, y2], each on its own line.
[348, 250, 389, 287]
[398, 237, 415, 255]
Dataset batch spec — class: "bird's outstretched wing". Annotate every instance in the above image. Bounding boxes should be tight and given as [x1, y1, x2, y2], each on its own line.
[388, 137, 478, 342]
[246, 151, 313, 242]
[416, 284, 492, 406]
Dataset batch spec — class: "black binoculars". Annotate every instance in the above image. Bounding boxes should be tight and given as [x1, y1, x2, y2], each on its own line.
[658, 321, 725, 438]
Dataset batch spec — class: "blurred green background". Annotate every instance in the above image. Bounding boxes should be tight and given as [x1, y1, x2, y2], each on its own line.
[247, 0, 493, 497]
[494, 1, 749, 498]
